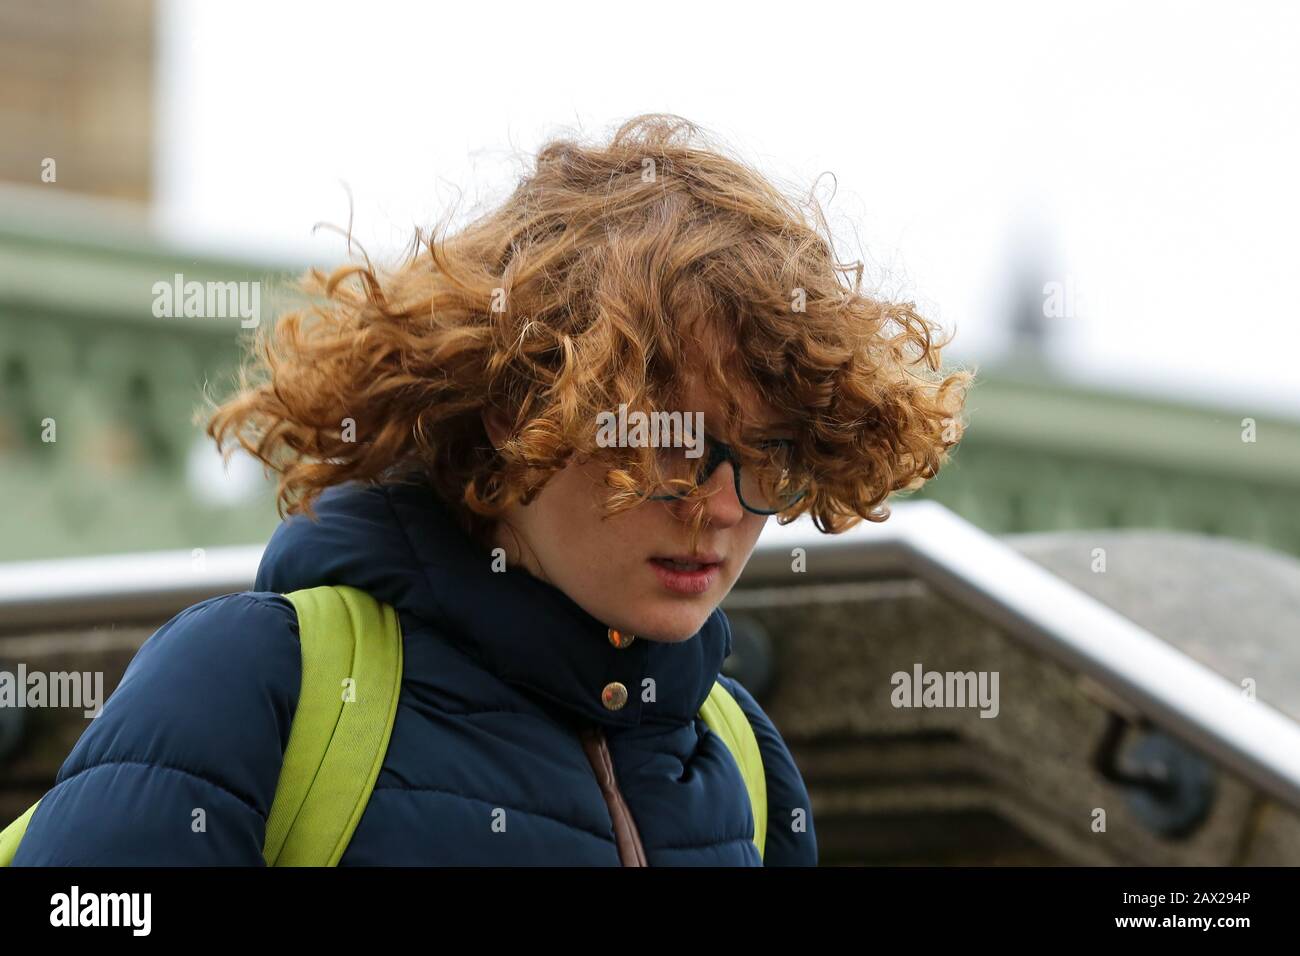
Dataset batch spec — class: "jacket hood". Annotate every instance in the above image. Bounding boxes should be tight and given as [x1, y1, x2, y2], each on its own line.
[253, 478, 733, 728]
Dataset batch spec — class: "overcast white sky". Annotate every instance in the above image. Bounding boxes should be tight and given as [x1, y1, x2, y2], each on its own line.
[153, 0, 1300, 418]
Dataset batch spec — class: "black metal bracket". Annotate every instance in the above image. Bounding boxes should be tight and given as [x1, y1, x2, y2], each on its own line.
[1092, 711, 1216, 839]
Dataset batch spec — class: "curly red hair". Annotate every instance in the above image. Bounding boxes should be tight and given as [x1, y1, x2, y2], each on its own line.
[203, 113, 972, 552]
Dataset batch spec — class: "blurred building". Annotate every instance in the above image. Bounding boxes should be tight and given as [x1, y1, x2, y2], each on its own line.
[0, 0, 155, 202]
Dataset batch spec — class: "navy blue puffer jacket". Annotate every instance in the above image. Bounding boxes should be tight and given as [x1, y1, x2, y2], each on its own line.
[14, 479, 817, 865]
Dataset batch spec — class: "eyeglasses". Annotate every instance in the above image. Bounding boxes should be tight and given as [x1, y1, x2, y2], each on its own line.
[647, 434, 809, 515]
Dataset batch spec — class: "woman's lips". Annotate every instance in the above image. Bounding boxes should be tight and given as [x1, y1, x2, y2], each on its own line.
[648, 557, 722, 595]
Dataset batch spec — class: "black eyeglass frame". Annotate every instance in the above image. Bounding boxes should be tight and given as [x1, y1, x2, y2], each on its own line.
[646, 435, 809, 516]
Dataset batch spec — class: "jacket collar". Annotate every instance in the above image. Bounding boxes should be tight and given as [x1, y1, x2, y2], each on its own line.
[254, 479, 732, 728]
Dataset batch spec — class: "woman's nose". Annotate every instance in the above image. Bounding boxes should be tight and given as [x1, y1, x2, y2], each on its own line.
[674, 460, 745, 526]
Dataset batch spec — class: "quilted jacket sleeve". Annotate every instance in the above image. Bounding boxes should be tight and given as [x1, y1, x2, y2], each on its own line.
[11, 592, 301, 866]
[716, 674, 818, 866]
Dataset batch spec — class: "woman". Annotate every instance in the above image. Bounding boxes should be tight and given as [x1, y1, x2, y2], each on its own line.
[11, 114, 968, 865]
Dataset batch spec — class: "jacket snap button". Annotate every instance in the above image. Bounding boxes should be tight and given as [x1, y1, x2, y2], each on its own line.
[601, 681, 629, 710]
[607, 628, 635, 649]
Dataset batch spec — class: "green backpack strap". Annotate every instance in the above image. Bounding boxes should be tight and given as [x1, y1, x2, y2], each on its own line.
[0, 799, 41, 867]
[699, 680, 767, 861]
[266, 585, 403, 866]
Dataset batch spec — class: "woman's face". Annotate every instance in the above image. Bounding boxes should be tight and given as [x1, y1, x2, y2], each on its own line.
[483, 378, 792, 643]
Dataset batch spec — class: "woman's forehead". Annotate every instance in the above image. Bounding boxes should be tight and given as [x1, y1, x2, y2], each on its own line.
[672, 318, 784, 424]
[674, 376, 789, 432]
